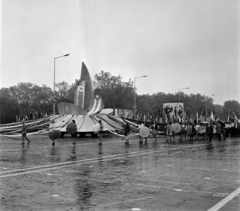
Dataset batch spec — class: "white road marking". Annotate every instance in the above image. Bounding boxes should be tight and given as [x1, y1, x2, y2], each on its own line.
[212, 193, 228, 197]
[175, 189, 183, 192]
[204, 177, 211, 180]
[207, 186, 240, 211]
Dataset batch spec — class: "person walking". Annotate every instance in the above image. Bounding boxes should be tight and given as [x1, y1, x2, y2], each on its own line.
[216, 122, 222, 141]
[98, 120, 103, 145]
[21, 120, 30, 145]
[143, 122, 149, 143]
[124, 122, 131, 144]
[49, 120, 55, 146]
[222, 124, 227, 140]
[166, 122, 173, 142]
[138, 122, 144, 144]
[151, 122, 158, 141]
[71, 120, 77, 144]
[206, 122, 214, 142]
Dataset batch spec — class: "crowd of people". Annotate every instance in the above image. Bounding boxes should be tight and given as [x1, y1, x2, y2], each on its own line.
[16, 111, 50, 122]
[20, 114, 239, 146]
[164, 120, 239, 143]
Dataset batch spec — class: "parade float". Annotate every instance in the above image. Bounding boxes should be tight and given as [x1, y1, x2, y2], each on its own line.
[0, 62, 139, 138]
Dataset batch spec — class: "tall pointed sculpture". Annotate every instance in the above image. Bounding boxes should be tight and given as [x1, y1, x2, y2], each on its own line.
[58, 62, 101, 115]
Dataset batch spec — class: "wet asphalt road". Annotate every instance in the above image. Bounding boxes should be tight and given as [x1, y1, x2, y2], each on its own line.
[0, 134, 240, 211]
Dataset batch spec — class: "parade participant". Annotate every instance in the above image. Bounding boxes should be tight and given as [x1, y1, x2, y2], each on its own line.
[72, 120, 78, 137]
[195, 123, 201, 140]
[213, 122, 217, 138]
[49, 120, 55, 145]
[166, 122, 173, 142]
[71, 120, 77, 144]
[21, 120, 30, 145]
[189, 123, 196, 141]
[206, 122, 214, 142]
[138, 122, 144, 144]
[151, 122, 158, 141]
[186, 123, 192, 141]
[98, 120, 103, 145]
[124, 122, 131, 144]
[216, 122, 222, 140]
[143, 122, 149, 143]
[222, 124, 227, 140]
[179, 122, 186, 141]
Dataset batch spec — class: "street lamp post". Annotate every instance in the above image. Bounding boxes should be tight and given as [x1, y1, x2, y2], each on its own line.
[206, 94, 215, 120]
[53, 54, 70, 115]
[133, 75, 147, 120]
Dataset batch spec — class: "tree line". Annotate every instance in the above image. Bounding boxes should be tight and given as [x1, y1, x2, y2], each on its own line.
[0, 70, 239, 124]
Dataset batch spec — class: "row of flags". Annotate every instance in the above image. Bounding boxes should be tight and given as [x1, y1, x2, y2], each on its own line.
[135, 109, 238, 123]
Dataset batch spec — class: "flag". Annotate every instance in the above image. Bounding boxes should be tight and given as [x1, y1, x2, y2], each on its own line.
[143, 114, 146, 122]
[232, 111, 238, 121]
[227, 108, 230, 122]
[210, 110, 215, 121]
[199, 111, 203, 121]
[196, 111, 199, 122]
[74, 80, 86, 108]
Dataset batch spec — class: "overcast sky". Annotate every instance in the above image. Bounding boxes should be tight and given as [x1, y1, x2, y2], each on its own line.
[1, 0, 239, 105]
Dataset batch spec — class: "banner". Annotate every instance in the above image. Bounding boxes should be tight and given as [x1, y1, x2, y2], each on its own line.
[163, 103, 184, 122]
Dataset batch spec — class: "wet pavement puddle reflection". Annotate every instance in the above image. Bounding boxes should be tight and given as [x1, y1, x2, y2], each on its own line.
[0, 135, 240, 210]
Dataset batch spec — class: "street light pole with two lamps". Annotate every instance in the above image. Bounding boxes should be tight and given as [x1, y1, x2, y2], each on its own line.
[133, 75, 147, 120]
[53, 54, 70, 115]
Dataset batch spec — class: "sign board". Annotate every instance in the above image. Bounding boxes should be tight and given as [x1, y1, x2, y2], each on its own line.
[163, 103, 184, 122]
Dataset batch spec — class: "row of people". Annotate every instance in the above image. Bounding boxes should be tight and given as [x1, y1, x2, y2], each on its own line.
[165, 121, 230, 142]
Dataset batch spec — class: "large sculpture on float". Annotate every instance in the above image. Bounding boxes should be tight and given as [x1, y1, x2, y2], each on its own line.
[58, 62, 95, 115]
[0, 62, 135, 138]
[55, 62, 120, 136]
